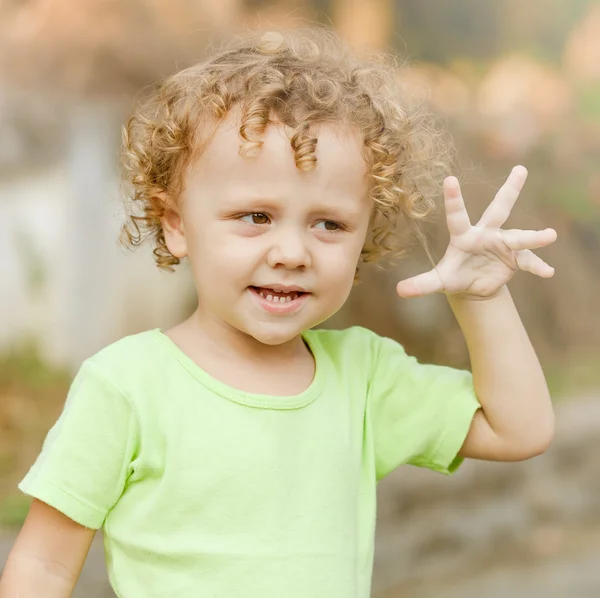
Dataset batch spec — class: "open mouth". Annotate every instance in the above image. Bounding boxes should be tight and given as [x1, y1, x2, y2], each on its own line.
[249, 286, 307, 303]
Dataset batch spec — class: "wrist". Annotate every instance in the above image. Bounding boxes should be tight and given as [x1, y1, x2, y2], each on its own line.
[447, 284, 510, 305]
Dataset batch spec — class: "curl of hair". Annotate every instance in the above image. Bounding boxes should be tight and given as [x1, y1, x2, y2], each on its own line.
[120, 26, 454, 271]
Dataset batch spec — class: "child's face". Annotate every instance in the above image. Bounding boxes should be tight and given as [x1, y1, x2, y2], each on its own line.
[163, 110, 372, 346]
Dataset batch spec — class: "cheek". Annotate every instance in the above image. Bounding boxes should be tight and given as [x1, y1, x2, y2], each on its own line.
[320, 242, 363, 281]
[188, 224, 242, 261]
[190, 229, 259, 288]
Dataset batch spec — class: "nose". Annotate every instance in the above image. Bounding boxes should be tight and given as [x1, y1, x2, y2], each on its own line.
[266, 227, 312, 270]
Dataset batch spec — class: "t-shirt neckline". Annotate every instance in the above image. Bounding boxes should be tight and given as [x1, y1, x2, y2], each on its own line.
[150, 328, 324, 410]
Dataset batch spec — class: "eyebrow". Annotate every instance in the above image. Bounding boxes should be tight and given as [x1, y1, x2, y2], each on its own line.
[218, 195, 282, 212]
[225, 189, 361, 206]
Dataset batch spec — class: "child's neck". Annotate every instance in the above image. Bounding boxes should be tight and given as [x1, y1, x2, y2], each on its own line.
[163, 311, 315, 396]
[192, 310, 307, 361]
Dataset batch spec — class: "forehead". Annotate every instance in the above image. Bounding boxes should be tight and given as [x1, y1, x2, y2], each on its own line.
[187, 108, 369, 199]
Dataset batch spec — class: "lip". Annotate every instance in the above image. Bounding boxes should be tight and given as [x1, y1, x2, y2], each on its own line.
[248, 286, 310, 315]
[253, 284, 308, 293]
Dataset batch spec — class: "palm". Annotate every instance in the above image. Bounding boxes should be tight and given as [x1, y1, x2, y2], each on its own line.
[397, 166, 557, 300]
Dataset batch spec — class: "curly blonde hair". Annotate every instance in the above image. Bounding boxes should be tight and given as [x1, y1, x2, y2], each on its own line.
[120, 26, 453, 271]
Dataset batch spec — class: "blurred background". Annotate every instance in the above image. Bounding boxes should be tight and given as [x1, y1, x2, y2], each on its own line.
[1, 0, 599, 596]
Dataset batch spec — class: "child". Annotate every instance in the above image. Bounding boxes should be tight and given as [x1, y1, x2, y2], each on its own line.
[0, 26, 557, 598]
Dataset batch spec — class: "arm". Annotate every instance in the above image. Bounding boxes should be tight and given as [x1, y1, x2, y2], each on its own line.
[449, 286, 554, 461]
[0, 499, 95, 598]
[396, 165, 557, 462]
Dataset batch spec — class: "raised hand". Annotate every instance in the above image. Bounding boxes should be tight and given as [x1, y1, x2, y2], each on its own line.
[396, 166, 557, 300]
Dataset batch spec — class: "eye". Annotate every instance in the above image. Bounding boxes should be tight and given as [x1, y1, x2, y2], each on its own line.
[315, 220, 343, 231]
[239, 213, 270, 225]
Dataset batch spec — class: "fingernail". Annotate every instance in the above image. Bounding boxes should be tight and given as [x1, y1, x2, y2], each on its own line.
[513, 165, 528, 177]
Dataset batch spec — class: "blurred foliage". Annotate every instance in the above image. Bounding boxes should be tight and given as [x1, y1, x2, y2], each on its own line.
[577, 83, 600, 122]
[0, 341, 70, 391]
[394, 0, 593, 65]
[0, 495, 30, 528]
[14, 230, 46, 298]
[0, 343, 70, 527]
[544, 354, 600, 400]
[547, 180, 595, 221]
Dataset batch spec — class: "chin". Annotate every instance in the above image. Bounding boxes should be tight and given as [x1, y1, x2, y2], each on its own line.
[237, 316, 313, 346]
[248, 327, 303, 346]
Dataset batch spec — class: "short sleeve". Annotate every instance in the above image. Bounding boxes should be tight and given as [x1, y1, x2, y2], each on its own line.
[367, 333, 480, 480]
[18, 360, 139, 529]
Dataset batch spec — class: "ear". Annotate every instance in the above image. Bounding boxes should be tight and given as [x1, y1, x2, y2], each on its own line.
[158, 193, 188, 259]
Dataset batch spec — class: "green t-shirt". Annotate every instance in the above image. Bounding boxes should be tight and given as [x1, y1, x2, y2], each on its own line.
[19, 326, 479, 598]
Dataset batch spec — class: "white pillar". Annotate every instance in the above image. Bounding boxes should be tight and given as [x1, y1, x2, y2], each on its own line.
[60, 101, 121, 367]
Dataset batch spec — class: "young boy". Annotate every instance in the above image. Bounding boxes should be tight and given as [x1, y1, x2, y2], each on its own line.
[0, 27, 557, 598]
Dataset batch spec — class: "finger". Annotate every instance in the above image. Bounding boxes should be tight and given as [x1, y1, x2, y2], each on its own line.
[478, 165, 528, 229]
[515, 249, 555, 278]
[443, 176, 472, 236]
[396, 270, 444, 298]
[501, 228, 558, 251]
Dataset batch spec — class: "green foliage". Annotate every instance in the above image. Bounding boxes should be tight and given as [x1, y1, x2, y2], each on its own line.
[577, 84, 600, 123]
[544, 353, 600, 400]
[547, 180, 595, 220]
[0, 495, 30, 528]
[15, 229, 46, 298]
[0, 346, 69, 526]
[0, 341, 70, 392]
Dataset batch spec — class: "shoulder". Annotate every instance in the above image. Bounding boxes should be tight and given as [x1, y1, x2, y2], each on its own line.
[304, 325, 373, 346]
[304, 326, 400, 361]
[76, 329, 166, 397]
[86, 329, 161, 370]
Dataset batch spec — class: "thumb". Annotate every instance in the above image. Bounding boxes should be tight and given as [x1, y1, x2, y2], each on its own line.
[396, 269, 444, 298]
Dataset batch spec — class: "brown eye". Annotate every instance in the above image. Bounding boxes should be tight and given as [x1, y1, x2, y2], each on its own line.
[316, 220, 342, 231]
[240, 213, 270, 225]
[251, 213, 269, 224]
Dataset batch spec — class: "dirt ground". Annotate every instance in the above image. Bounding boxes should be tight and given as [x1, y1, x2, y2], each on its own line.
[386, 527, 600, 597]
